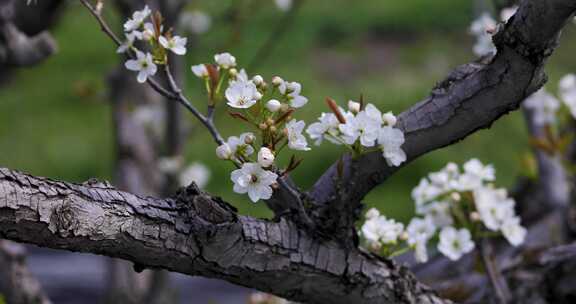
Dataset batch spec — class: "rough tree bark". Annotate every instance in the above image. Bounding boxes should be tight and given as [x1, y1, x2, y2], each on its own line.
[1, 0, 575, 303]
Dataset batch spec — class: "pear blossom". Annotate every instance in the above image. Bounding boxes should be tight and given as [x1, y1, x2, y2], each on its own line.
[348, 100, 361, 113]
[474, 187, 516, 231]
[285, 120, 310, 151]
[191, 64, 209, 78]
[306, 113, 341, 146]
[501, 217, 527, 246]
[141, 22, 159, 41]
[216, 143, 233, 160]
[123, 5, 151, 32]
[413, 235, 429, 263]
[258, 147, 275, 168]
[361, 214, 404, 246]
[523, 88, 560, 126]
[125, 51, 157, 83]
[231, 163, 278, 202]
[279, 81, 308, 108]
[225, 133, 256, 158]
[454, 158, 496, 191]
[266, 99, 282, 112]
[559, 74, 576, 118]
[438, 227, 475, 261]
[214, 52, 236, 69]
[406, 217, 436, 244]
[117, 32, 142, 53]
[338, 103, 385, 147]
[470, 13, 497, 57]
[500, 6, 518, 23]
[180, 11, 212, 34]
[419, 201, 453, 228]
[274, 0, 293, 12]
[179, 163, 211, 188]
[411, 178, 442, 206]
[159, 35, 188, 55]
[382, 112, 397, 127]
[377, 126, 406, 167]
[225, 81, 260, 109]
[253, 75, 265, 86]
[365, 208, 380, 220]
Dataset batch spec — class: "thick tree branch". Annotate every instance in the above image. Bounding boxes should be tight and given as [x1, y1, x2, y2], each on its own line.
[0, 167, 449, 304]
[309, 0, 576, 237]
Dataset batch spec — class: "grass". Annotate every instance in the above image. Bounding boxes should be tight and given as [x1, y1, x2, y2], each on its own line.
[1, 1, 576, 221]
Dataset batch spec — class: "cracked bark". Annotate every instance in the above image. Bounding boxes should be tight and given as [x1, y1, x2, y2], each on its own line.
[309, 0, 576, 242]
[0, 167, 447, 304]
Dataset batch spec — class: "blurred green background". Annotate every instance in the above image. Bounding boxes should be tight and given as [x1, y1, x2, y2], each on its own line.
[1, 0, 575, 222]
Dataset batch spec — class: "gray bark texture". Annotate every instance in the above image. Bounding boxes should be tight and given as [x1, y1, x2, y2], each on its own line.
[1, 0, 576, 303]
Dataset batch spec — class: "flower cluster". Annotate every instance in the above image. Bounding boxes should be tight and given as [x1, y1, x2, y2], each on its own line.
[191, 53, 312, 202]
[469, 6, 517, 57]
[360, 159, 526, 263]
[120, 6, 188, 82]
[524, 74, 576, 127]
[306, 100, 406, 167]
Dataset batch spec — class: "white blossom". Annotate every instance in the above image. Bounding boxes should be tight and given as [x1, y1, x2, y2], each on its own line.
[413, 235, 429, 263]
[125, 51, 157, 83]
[258, 147, 275, 168]
[279, 81, 308, 108]
[382, 111, 397, 127]
[180, 163, 211, 188]
[274, 0, 293, 12]
[266, 99, 282, 112]
[339, 104, 382, 147]
[285, 119, 310, 151]
[117, 32, 141, 54]
[523, 88, 560, 126]
[191, 64, 209, 78]
[474, 186, 516, 231]
[124, 6, 151, 32]
[159, 35, 187, 55]
[225, 81, 260, 109]
[411, 178, 442, 206]
[216, 143, 233, 160]
[420, 201, 453, 228]
[365, 208, 380, 220]
[306, 113, 341, 146]
[361, 214, 404, 246]
[470, 13, 497, 57]
[500, 6, 518, 23]
[180, 11, 212, 34]
[559, 74, 576, 118]
[455, 158, 495, 191]
[225, 133, 256, 158]
[214, 52, 236, 69]
[501, 217, 527, 246]
[141, 22, 159, 41]
[231, 163, 278, 202]
[438, 227, 475, 261]
[348, 100, 361, 113]
[377, 126, 406, 167]
[406, 217, 436, 245]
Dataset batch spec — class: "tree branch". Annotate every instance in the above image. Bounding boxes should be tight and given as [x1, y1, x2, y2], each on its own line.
[0, 167, 449, 304]
[309, 0, 576, 236]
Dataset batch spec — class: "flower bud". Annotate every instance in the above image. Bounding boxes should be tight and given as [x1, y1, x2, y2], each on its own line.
[348, 100, 361, 114]
[269, 126, 277, 133]
[365, 208, 380, 219]
[229, 68, 238, 78]
[259, 123, 268, 130]
[266, 99, 282, 112]
[257, 147, 275, 168]
[272, 76, 284, 87]
[216, 144, 232, 160]
[254, 92, 263, 100]
[450, 192, 461, 202]
[399, 232, 409, 241]
[470, 211, 481, 222]
[280, 104, 290, 113]
[382, 111, 397, 127]
[243, 133, 255, 144]
[252, 75, 264, 86]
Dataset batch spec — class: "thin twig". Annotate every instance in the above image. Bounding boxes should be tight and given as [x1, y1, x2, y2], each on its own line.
[479, 239, 511, 304]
